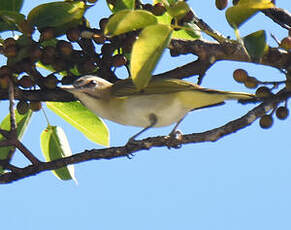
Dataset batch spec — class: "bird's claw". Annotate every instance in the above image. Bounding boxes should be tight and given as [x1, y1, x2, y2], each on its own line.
[126, 152, 135, 159]
[165, 129, 183, 149]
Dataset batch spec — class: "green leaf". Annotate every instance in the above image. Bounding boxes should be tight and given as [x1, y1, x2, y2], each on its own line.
[0, 110, 32, 174]
[243, 30, 268, 61]
[104, 9, 158, 36]
[0, 11, 25, 32]
[46, 101, 109, 146]
[0, 0, 23, 12]
[40, 125, 76, 182]
[27, 1, 86, 32]
[156, 12, 200, 40]
[106, 0, 135, 13]
[167, 1, 190, 19]
[226, 0, 275, 28]
[130, 24, 173, 89]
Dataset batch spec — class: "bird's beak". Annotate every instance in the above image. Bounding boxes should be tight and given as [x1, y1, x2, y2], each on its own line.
[61, 84, 77, 93]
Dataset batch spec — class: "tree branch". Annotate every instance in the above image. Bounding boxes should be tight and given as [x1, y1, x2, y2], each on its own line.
[154, 59, 213, 81]
[262, 7, 291, 30]
[0, 88, 75, 102]
[1, 90, 288, 184]
[170, 39, 291, 71]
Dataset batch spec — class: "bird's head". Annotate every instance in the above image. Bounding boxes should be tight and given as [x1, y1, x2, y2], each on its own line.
[62, 75, 113, 99]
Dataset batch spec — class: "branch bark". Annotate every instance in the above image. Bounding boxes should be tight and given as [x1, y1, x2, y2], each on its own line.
[262, 7, 291, 30]
[169, 39, 291, 71]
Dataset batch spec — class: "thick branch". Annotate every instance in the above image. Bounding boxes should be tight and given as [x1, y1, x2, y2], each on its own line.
[170, 39, 291, 71]
[0, 88, 75, 102]
[1, 90, 288, 184]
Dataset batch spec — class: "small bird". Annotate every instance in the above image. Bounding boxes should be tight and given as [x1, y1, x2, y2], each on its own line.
[62, 75, 255, 139]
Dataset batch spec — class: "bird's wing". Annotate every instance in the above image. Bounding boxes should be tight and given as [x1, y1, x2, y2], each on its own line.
[111, 78, 255, 100]
[111, 78, 201, 97]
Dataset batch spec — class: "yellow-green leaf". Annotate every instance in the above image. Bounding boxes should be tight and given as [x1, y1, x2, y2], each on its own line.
[0, 110, 32, 174]
[46, 101, 109, 146]
[130, 24, 173, 90]
[243, 30, 268, 61]
[40, 125, 76, 182]
[27, 1, 86, 32]
[104, 9, 158, 36]
[106, 0, 135, 13]
[167, 1, 190, 19]
[156, 11, 201, 40]
[226, 0, 274, 28]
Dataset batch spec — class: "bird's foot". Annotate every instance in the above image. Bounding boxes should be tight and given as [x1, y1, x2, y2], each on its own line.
[165, 129, 183, 149]
[126, 152, 135, 159]
[124, 137, 139, 159]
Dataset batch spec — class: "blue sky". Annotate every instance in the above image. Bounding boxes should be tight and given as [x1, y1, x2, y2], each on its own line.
[1, 1, 291, 230]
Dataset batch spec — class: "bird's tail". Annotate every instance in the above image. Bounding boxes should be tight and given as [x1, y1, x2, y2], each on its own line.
[178, 89, 256, 111]
[219, 90, 255, 100]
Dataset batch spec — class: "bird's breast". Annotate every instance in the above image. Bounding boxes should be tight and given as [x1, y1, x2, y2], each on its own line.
[78, 93, 189, 128]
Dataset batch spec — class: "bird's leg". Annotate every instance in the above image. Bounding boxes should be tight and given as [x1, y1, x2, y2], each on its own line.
[125, 114, 157, 158]
[168, 115, 187, 138]
[127, 113, 158, 143]
[165, 115, 187, 149]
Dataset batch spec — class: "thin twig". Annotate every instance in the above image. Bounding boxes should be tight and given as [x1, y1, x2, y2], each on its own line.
[13, 139, 41, 165]
[191, 12, 228, 43]
[262, 7, 291, 30]
[8, 79, 16, 135]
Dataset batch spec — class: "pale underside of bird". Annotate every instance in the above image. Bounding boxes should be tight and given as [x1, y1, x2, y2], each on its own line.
[62, 75, 255, 139]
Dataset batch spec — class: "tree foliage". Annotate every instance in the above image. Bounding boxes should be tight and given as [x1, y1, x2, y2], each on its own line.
[0, 0, 290, 183]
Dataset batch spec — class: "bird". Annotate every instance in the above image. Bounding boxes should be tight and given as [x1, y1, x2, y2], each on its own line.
[62, 75, 255, 140]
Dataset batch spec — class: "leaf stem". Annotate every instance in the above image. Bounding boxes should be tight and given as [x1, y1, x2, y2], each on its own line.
[42, 106, 51, 126]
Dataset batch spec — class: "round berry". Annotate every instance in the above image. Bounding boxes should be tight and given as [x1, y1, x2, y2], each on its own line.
[17, 101, 29, 114]
[280, 37, 291, 51]
[233, 68, 248, 83]
[276, 106, 289, 120]
[255, 86, 272, 98]
[57, 40, 73, 56]
[29, 101, 42, 112]
[66, 27, 81, 42]
[39, 27, 55, 41]
[244, 77, 258, 89]
[259, 115, 273, 129]
[18, 75, 34, 88]
[44, 74, 58, 89]
[216, 0, 228, 10]
[112, 54, 127, 67]
[4, 38, 16, 48]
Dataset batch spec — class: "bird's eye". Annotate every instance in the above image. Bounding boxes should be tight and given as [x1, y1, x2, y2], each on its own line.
[87, 80, 97, 87]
